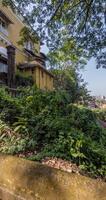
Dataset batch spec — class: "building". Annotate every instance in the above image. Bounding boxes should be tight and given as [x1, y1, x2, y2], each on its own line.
[0, 3, 54, 90]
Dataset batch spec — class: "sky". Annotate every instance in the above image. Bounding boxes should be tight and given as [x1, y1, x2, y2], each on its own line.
[81, 59, 106, 96]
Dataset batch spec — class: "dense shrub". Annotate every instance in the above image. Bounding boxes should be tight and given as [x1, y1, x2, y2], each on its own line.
[15, 73, 34, 87]
[0, 120, 36, 154]
[52, 69, 91, 103]
[94, 109, 106, 121]
[0, 87, 106, 177]
[0, 88, 22, 124]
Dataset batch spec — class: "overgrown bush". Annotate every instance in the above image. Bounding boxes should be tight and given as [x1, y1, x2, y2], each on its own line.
[94, 109, 106, 121]
[0, 88, 22, 124]
[0, 120, 36, 154]
[52, 69, 91, 103]
[15, 73, 34, 87]
[0, 87, 106, 178]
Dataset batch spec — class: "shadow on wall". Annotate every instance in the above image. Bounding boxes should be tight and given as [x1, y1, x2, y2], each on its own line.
[0, 155, 106, 200]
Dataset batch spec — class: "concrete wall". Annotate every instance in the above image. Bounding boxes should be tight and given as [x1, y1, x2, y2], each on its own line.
[0, 155, 106, 200]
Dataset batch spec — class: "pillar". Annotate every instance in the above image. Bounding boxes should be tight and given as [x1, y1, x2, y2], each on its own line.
[7, 45, 16, 88]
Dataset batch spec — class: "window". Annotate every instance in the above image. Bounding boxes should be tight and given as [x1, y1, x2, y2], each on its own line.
[24, 41, 34, 52]
[0, 62, 8, 73]
[0, 18, 8, 36]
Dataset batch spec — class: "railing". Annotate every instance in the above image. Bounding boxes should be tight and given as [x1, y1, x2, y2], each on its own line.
[5, 87, 21, 97]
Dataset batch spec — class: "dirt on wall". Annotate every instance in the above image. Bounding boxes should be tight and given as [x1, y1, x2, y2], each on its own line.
[0, 155, 106, 200]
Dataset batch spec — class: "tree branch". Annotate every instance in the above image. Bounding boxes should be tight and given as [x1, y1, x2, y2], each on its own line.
[46, 0, 66, 25]
[47, 0, 84, 25]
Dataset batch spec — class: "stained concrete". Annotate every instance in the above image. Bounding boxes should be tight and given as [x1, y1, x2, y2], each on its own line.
[0, 155, 106, 200]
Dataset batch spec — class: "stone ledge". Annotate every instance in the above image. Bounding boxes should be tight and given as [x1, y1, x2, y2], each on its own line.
[0, 155, 106, 200]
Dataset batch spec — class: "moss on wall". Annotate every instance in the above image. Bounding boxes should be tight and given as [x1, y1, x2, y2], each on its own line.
[0, 155, 106, 200]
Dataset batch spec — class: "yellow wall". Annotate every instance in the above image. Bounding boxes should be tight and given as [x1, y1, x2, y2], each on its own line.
[21, 66, 54, 91]
[0, 5, 40, 65]
[0, 4, 54, 91]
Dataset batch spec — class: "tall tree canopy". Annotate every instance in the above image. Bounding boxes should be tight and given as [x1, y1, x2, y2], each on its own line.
[2, 0, 106, 68]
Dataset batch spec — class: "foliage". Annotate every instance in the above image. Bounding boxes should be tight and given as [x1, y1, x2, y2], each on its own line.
[15, 73, 34, 87]
[0, 120, 36, 154]
[48, 39, 87, 69]
[17, 26, 39, 49]
[0, 87, 106, 178]
[52, 68, 91, 103]
[94, 109, 106, 121]
[1, 0, 106, 179]
[0, 87, 22, 124]
[2, 0, 106, 68]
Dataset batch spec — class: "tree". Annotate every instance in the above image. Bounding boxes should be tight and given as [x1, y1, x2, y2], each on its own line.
[52, 68, 91, 103]
[2, 0, 106, 68]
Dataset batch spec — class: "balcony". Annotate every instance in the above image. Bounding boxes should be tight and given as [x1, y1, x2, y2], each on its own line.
[24, 41, 34, 52]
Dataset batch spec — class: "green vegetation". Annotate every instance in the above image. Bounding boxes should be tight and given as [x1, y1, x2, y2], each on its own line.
[1, 0, 106, 180]
[94, 109, 106, 122]
[0, 86, 106, 178]
[2, 0, 106, 68]
[52, 68, 91, 103]
[15, 73, 34, 87]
